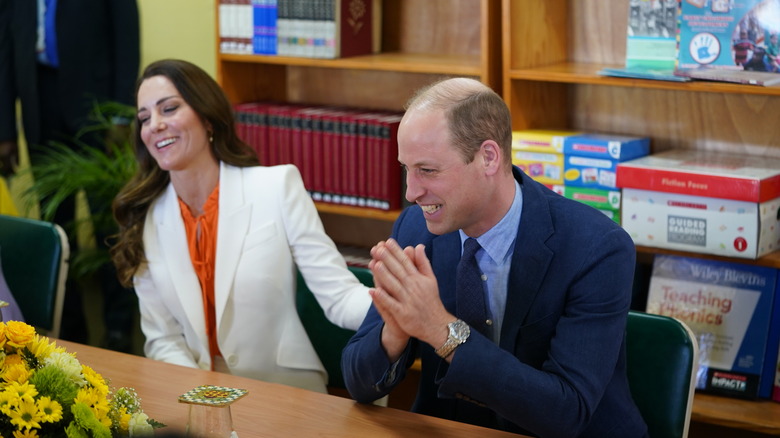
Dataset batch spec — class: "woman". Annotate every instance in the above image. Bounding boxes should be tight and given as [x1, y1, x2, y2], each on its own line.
[110, 59, 371, 393]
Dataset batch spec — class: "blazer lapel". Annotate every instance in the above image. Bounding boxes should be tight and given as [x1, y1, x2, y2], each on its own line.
[499, 170, 555, 351]
[155, 184, 206, 337]
[431, 233, 462, 314]
[214, 163, 252, 325]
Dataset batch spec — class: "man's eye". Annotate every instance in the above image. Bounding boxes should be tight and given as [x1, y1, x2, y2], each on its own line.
[420, 168, 435, 174]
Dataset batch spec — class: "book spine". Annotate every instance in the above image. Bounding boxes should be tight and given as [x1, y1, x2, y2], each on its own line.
[333, 0, 373, 58]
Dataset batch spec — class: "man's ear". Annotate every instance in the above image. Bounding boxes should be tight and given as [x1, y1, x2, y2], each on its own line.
[480, 140, 502, 175]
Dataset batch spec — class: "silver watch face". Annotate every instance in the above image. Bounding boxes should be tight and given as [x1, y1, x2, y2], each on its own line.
[449, 320, 470, 342]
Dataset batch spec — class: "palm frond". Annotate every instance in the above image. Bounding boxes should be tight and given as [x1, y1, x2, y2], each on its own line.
[23, 102, 138, 279]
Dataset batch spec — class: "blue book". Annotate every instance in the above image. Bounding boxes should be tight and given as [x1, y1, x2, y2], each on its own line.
[647, 255, 780, 399]
[563, 133, 650, 161]
[253, 0, 278, 55]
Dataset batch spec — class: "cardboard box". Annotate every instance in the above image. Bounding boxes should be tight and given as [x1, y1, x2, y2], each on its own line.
[513, 151, 564, 185]
[564, 155, 620, 190]
[617, 149, 780, 203]
[563, 133, 650, 161]
[511, 129, 581, 154]
[622, 188, 780, 259]
[562, 186, 621, 224]
[647, 255, 780, 399]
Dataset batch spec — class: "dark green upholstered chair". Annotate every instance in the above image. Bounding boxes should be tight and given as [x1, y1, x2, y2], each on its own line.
[626, 311, 699, 438]
[296, 265, 373, 390]
[0, 214, 69, 337]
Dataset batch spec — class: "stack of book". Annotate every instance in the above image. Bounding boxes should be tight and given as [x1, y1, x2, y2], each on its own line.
[647, 254, 780, 400]
[617, 149, 780, 259]
[512, 130, 651, 224]
[561, 133, 650, 223]
[219, 0, 381, 58]
[234, 102, 403, 211]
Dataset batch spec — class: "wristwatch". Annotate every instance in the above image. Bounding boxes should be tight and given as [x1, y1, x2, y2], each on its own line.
[435, 319, 470, 358]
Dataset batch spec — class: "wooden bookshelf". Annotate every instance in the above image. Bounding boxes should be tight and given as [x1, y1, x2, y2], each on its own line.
[216, 0, 500, 248]
[502, 0, 780, 435]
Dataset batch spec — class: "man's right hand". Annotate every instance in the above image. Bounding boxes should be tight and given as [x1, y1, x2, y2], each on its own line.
[0, 140, 18, 177]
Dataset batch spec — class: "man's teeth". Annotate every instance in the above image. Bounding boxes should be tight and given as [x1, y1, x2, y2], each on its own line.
[421, 205, 441, 214]
[156, 138, 176, 148]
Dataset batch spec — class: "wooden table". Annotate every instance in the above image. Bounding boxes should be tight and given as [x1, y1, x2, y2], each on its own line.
[56, 340, 521, 437]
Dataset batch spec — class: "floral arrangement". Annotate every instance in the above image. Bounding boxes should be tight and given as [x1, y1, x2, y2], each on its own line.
[0, 321, 163, 438]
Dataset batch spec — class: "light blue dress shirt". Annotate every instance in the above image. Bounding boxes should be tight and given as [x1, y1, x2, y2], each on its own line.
[458, 180, 523, 343]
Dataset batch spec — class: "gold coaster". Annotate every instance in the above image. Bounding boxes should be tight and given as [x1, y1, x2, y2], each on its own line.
[178, 385, 248, 407]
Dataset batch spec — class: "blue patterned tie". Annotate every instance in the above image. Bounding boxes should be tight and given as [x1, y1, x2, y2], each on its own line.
[456, 238, 489, 336]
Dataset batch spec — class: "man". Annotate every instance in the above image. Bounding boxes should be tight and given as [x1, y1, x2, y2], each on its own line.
[0, 0, 140, 350]
[341, 78, 648, 437]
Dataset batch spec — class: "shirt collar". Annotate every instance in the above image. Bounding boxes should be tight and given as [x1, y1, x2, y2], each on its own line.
[459, 179, 523, 263]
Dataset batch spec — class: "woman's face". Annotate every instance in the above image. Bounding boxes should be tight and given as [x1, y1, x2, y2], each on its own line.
[136, 75, 214, 173]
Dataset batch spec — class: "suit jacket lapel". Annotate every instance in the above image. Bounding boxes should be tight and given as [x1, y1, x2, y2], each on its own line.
[431, 233, 461, 314]
[214, 163, 252, 326]
[155, 183, 205, 337]
[499, 170, 555, 351]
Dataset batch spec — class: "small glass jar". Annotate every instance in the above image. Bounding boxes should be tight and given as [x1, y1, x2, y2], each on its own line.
[179, 385, 248, 438]
[186, 403, 236, 438]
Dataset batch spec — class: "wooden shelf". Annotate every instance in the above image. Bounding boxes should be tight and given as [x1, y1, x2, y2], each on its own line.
[314, 203, 400, 222]
[507, 62, 780, 96]
[693, 393, 780, 436]
[220, 52, 483, 76]
[635, 246, 780, 270]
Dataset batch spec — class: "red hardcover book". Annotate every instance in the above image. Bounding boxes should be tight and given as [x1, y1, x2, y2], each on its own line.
[288, 106, 309, 188]
[353, 111, 388, 208]
[233, 101, 272, 164]
[617, 149, 780, 203]
[376, 113, 403, 210]
[299, 107, 329, 200]
[293, 107, 322, 195]
[233, 102, 253, 150]
[317, 0, 380, 59]
[339, 109, 362, 206]
[319, 107, 348, 204]
[265, 103, 299, 167]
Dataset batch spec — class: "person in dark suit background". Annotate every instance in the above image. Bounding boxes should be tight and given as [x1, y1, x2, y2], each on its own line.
[341, 78, 648, 437]
[0, 0, 141, 351]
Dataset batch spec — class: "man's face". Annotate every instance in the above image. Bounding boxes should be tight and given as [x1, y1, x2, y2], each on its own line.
[398, 108, 488, 236]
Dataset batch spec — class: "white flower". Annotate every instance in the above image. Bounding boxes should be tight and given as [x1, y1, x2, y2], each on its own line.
[43, 351, 87, 387]
[129, 411, 154, 436]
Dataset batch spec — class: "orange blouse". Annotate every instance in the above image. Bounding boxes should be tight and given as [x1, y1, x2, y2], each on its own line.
[178, 184, 221, 364]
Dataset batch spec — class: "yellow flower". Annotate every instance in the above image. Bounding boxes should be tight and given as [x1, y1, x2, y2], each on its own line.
[82, 366, 108, 396]
[4, 322, 35, 349]
[0, 389, 18, 414]
[8, 398, 42, 430]
[2, 364, 31, 385]
[5, 382, 37, 402]
[0, 323, 6, 349]
[3, 354, 22, 368]
[117, 407, 131, 432]
[75, 387, 100, 408]
[12, 428, 38, 438]
[25, 336, 56, 361]
[35, 397, 62, 423]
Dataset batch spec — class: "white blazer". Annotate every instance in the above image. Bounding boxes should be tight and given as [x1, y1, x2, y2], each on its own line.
[134, 163, 372, 392]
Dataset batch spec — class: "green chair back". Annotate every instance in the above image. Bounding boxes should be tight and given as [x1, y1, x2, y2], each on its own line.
[626, 310, 699, 438]
[0, 214, 69, 337]
[296, 266, 373, 389]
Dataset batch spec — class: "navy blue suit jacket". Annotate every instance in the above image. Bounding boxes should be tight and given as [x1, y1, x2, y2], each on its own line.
[342, 168, 648, 438]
